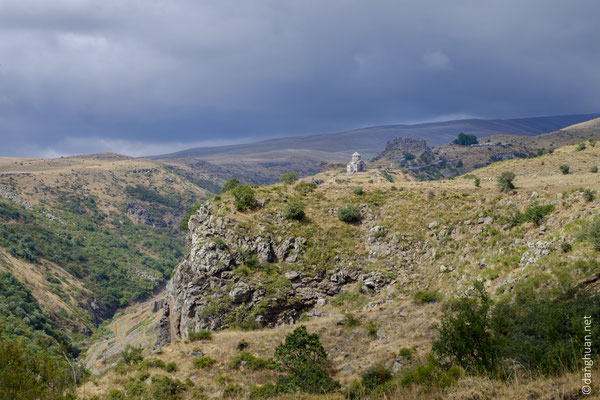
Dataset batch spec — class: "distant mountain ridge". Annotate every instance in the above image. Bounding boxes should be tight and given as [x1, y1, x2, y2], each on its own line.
[150, 113, 600, 160]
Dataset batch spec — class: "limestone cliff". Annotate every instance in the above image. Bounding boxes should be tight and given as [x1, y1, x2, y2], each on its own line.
[157, 203, 374, 345]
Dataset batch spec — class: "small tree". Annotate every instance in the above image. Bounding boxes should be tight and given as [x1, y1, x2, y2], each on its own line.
[230, 185, 256, 211]
[584, 219, 600, 251]
[497, 171, 516, 192]
[283, 199, 305, 220]
[433, 281, 502, 376]
[474, 177, 481, 187]
[591, 166, 598, 173]
[280, 171, 299, 184]
[121, 345, 143, 365]
[403, 152, 415, 160]
[337, 206, 361, 223]
[221, 178, 240, 193]
[274, 326, 338, 394]
[456, 159, 463, 168]
[583, 189, 595, 202]
[523, 202, 555, 226]
[559, 165, 570, 175]
[453, 133, 478, 146]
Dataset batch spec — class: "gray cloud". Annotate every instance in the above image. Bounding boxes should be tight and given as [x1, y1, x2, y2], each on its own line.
[1, 0, 599, 157]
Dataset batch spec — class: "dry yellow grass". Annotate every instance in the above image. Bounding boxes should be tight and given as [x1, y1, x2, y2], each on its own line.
[82, 141, 600, 399]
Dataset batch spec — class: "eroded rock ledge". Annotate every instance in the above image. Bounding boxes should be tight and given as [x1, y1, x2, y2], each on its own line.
[156, 204, 383, 347]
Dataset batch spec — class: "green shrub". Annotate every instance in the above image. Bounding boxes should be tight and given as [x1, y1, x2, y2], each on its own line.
[427, 190, 435, 200]
[274, 326, 339, 394]
[193, 356, 216, 369]
[434, 281, 600, 377]
[221, 178, 240, 193]
[583, 219, 600, 251]
[381, 170, 394, 183]
[498, 288, 600, 375]
[230, 185, 257, 211]
[212, 237, 227, 249]
[283, 199, 305, 221]
[576, 143, 586, 151]
[509, 202, 555, 227]
[107, 389, 126, 400]
[295, 182, 316, 195]
[280, 171, 299, 184]
[583, 189, 595, 202]
[353, 187, 364, 196]
[165, 362, 177, 373]
[456, 159, 463, 168]
[522, 202, 555, 226]
[433, 281, 500, 376]
[398, 347, 412, 359]
[361, 364, 393, 391]
[399, 356, 461, 389]
[150, 375, 186, 400]
[230, 351, 268, 370]
[474, 177, 480, 187]
[249, 382, 278, 399]
[453, 133, 478, 146]
[122, 345, 143, 365]
[497, 171, 516, 192]
[337, 206, 361, 223]
[0, 334, 78, 400]
[560, 242, 572, 253]
[559, 164, 570, 175]
[222, 383, 242, 398]
[188, 329, 212, 341]
[343, 313, 360, 327]
[364, 321, 378, 337]
[413, 291, 442, 304]
[591, 166, 598, 173]
[146, 358, 167, 369]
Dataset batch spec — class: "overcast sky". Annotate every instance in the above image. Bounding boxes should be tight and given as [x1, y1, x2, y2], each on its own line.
[1, 0, 599, 157]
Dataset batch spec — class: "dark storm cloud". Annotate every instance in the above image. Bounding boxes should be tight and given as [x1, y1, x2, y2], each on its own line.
[1, 0, 599, 157]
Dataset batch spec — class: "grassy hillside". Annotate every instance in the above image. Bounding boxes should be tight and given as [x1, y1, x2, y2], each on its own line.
[0, 154, 211, 351]
[151, 114, 599, 184]
[82, 140, 600, 399]
[375, 117, 600, 180]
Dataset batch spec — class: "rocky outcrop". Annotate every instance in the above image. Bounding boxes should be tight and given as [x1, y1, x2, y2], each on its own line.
[373, 137, 435, 164]
[156, 204, 361, 345]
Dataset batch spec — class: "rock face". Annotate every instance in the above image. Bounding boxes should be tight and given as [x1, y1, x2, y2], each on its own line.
[156, 204, 360, 345]
[373, 137, 434, 163]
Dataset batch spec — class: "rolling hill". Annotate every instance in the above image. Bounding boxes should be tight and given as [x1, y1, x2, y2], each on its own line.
[83, 137, 600, 400]
[149, 113, 599, 184]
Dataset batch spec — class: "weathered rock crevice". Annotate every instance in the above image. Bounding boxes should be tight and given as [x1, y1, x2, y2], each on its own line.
[155, 204, 366, 346]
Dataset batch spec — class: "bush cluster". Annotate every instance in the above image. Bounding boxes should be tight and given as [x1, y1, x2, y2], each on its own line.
[283, 199, 305, 221]
[413, 290, 442, 304]
[497, 171, 516, 192]
[280, 171, 298, 184]
[510, 202, 555, 227]
[337, 206, 361, 223]
[230, 185, 257, 211]
[453, 133, 478, 146]
[230, 351, 269, 370]
[433, 281, 600, 377]
[273, 326, 339, 394]
[188, 329, 212, 342]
